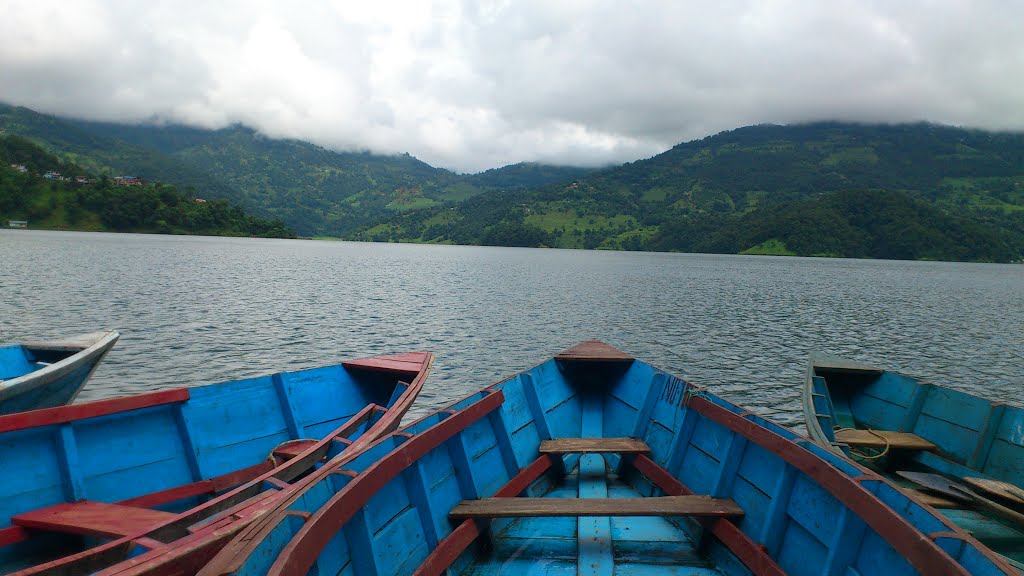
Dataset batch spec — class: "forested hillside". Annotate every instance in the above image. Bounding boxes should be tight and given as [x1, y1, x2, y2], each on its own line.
[0, 104, 596, 236]
[0, 135, 294, 237]
[4, 102, 1023, 262]
[352, 123, 1024, 262]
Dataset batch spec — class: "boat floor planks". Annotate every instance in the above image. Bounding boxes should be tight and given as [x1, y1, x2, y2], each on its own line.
[466, 473, 718, 576]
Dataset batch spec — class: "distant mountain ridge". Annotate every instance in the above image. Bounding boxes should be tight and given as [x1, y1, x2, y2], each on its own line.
[3, 102, 1023, 261]
[352, 122, 1024, 262]
[0, 103, 598, 236]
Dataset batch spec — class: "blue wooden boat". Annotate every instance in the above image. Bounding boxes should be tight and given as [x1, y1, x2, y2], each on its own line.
[0, 350, 432, 575]
[803, 355, 1024, 568]
[0, 331, 119, 415]
[187, 341, 1014, 576]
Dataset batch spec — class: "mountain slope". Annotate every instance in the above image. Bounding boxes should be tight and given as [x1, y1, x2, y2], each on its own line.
[0, 135, 294, 237]
[351, 123, 1024, 262]
[0, 104, 597, 236]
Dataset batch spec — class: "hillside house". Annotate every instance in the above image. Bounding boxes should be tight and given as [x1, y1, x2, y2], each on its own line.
[9, 164, 27, 173]
[43, 171, 62, 180]
[113, 176, 144, 186]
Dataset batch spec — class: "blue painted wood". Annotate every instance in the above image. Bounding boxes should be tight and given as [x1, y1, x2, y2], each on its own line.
[342, 509, 379, 576]
[804, 355, 1024, 566]
[271, 373, 304, 440]
[402, 461, 440, 550]
[56, 425, 85, 502]
[207, 347, 1015, 576]
[968, 403, 1007, 470]
[899, 382, 932, 432]
[0, 331, 119, 415]
[0, 352, 427, 573]
[173, 403, 203, 482]
[760, 465, 797, 556]
[579, 392, 613, 576]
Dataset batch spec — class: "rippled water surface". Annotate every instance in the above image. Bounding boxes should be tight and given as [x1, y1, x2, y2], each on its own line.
[2, 230, 1022, 428]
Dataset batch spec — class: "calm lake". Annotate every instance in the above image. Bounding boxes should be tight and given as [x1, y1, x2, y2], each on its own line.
[2, 230, 1022, 429]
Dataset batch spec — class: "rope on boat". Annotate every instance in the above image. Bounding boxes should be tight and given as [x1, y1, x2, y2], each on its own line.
[833, 426, 891, 460]
[682, 383, 713, 406]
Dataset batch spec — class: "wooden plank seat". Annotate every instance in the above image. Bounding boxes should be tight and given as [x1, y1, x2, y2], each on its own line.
[834, 429, 937, 451]
[539, 437, 649, 454]
[13, 501, 177, 538]
[449, 495, 744, 519]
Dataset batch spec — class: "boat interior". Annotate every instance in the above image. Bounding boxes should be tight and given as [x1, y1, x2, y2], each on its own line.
[0, 344, 76, 382]
[0, 355, 426, 574]
[809, 363, 1024, 567]
[208, 342, 1009, 576]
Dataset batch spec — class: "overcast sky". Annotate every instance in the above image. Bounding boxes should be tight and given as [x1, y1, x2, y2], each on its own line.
[1, 1, 1022, 172]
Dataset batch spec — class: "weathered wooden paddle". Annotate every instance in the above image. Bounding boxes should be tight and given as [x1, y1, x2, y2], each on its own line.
[896, 471, 972, 503]
[963, 477, 1024, 512]
[898, 471, 1024, 527]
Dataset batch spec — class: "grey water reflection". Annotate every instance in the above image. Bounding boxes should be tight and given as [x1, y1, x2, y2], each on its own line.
[2, 230, 1022, 429]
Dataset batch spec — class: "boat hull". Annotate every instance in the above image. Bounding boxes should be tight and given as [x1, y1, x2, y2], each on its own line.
[802, 355, 1024, 567]
[0, 350, 431, 574]
[0, 331, 120, 414]
[197, 341, 1013, 576]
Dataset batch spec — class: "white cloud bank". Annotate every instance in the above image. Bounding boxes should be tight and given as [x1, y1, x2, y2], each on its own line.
[1, 0, 1022, 172]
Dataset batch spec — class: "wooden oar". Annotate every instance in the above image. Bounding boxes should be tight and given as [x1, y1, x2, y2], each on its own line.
[963, 477, 1024, 512]
[896, 471, 972, 503]
[897, 471, 1024, 527]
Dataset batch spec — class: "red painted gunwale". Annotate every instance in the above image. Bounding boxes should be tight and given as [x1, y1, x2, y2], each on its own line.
[685, 395, 1010, 576]
[198, 389, 505, 576]
[159, 343, 1015, 576]
[630, 453, 784, 576]
[0, 388, 190, 434]
[263, 390, 505, 576]
[412, 454, 555, 576]
[8, 351, 433, 576]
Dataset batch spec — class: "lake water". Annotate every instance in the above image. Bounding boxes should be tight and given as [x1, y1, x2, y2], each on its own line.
[2, 230, 1022, 429]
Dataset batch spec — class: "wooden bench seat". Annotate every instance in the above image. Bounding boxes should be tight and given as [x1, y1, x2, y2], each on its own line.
[13, 501, 177, 538]
[539, 438, 649, 455]
[449, 495, 743, 519]
[834, 429, 936, 451]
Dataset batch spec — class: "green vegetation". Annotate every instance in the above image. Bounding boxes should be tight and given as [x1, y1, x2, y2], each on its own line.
[0, 135, 294, 237]
[0, 103, 597, 236]
[349, 123, 1024, 262]
[4, 102, 1024, 262]
[740, 239, 796, 256]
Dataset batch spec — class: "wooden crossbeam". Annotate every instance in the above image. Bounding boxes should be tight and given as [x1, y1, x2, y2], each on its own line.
[834, 429, 936, 451]
[449, 495, 743, 519]
[539, 437, 649, 454]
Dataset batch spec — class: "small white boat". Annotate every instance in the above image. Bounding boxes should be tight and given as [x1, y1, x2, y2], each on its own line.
[0, 330, 120, 414]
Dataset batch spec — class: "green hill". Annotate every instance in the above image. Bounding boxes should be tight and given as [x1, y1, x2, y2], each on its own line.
[4, 103, 1023, 262]
[0, 135, 294, 237]
[0, 104, 596, 236]
[351, 123, 1024, 262]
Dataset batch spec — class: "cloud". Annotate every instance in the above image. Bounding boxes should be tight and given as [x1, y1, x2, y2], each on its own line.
[1, 0, 1022, 172]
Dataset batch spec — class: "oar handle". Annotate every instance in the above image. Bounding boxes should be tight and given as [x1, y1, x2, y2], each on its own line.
[955, 487, 1024, 527]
